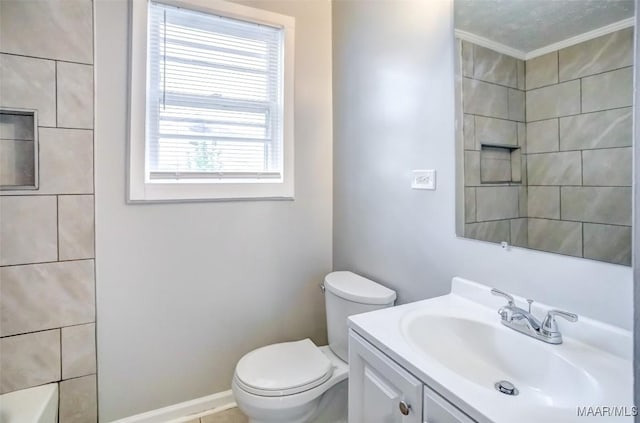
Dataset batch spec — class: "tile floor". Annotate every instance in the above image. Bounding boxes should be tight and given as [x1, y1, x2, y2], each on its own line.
[184, 407, 248, 423]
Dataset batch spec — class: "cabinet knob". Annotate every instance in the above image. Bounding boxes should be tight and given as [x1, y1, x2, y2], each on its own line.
[399, 401, 411, 416]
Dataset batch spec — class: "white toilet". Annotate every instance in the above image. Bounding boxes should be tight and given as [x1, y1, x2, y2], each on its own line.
[232, 271, 396, 423]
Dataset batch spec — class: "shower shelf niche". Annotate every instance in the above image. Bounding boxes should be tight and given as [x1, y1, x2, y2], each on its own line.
[479, 143, 522, 184]
[0, 108, 38, 190]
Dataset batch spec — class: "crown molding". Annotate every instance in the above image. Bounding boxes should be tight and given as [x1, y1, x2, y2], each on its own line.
[454, 29, 526, 60]
[455, 17, 634, 61]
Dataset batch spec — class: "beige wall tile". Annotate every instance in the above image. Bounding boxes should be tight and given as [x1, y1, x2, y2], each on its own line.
[582, 147, 632, 187]
[520, 154, 527, 186]
[516, 60, 525, 90]
[464, 150, 480, 186]
[0, 329, 60, 394]
[518, 186, 527, 217]
[527, 151, 581, 185]
[473, 45, 517, 87]
[62, 323, 96, 379]
[525, 52, 558, 90]
[510, 218, 528, 247]
[0, 260, 95, 336]
[526, 119, 559, 154]
[559, 108, 632, 151]
[59, 195, 95, 260]
[526, 80, 580, 122]
[475, 187, 519, 221]
[582, 67, 633, 113]
[462, 78, 508, 119]
[463, 114, 475, 150]
[465, 220, 510, 244]
[0, 0, 93, 64]
[0, 196, 57, 266]
[38, 128, 93, 194]
[508, 89, 524, 121]
[528, 219, 582, 257]
[0, 54, 56, 127]
[559, 28, 633, 81]
[517, 122, 526, 151]
[561, 187, 632, 226]
[59, 374, 97, 423]
[583, 223, 631, 266]
[510, 149, 521, 182]
[57, 62, 94, 129]
[464, 187, 476, 223]
[527, 186, 560, 219]
[475, 116, 517, 146]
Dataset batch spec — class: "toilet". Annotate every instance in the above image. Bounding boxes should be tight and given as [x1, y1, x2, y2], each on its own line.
[232, 271, 396, 423]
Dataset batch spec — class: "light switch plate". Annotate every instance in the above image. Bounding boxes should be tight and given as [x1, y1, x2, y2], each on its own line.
[412, 169, 436, 190]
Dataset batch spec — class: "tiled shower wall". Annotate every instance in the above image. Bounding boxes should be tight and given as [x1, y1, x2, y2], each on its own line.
[460, 42, 528, 244]
[460, 28, 633, 265]
[524, 28, 633, 265]
[0, 1, 97, 422]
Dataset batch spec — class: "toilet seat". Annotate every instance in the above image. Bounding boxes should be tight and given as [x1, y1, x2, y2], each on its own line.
[234, 339, 334, 397]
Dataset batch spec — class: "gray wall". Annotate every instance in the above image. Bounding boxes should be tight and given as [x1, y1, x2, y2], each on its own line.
[0, 1, 97, 421]
[95, 0, 333, 420]
[333, 0, 633, 330]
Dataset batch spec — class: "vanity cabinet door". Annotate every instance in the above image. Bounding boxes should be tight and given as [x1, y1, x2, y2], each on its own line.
[424, 385, 476, 423]
[349, 330, 423, 423]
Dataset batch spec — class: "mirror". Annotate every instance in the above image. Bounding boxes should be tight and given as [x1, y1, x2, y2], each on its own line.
[454, 0, 634, 266]
[0, 108, 38, 190]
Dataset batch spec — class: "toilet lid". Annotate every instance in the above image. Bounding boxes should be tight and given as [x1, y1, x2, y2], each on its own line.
[235, 339, 333, 397]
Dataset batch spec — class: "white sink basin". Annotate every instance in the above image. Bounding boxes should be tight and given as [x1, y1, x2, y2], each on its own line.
[401, 314, 601, 408]
[349, 277, 634, 423]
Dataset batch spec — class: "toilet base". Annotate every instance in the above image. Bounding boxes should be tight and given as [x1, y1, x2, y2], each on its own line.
[242, 380, 347, 423]
[234, 346, 349, 423]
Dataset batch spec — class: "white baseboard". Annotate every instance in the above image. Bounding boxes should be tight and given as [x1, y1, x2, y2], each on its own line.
[109, 390, 236, 423]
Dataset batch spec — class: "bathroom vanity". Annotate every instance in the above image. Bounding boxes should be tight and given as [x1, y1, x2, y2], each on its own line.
[347, 278, 633, 423]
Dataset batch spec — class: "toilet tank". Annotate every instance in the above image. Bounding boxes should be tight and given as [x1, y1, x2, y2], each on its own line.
[323, 271, 396, 362]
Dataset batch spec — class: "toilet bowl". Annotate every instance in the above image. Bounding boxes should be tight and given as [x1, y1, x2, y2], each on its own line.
[232, 271, 396, 423]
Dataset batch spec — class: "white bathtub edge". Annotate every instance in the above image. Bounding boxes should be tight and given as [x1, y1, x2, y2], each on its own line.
[108, 390, 234, 423]
[0, 383, 58, 423]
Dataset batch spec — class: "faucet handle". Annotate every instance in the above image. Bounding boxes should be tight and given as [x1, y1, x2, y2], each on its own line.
[491, 288, 515, 306]
[542, 309, 578, 334]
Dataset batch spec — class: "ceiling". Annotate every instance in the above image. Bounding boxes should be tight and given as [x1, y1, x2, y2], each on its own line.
[455, 0, 634, 53]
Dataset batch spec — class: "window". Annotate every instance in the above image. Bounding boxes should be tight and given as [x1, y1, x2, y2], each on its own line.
[128, 0, 295, 202]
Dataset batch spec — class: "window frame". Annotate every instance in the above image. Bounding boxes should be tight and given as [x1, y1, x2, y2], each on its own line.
[128, 0, 295, 203]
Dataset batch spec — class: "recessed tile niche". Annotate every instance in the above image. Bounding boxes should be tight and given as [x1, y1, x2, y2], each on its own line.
[479, 144, 522, 184]
[0, 108, 38, 190]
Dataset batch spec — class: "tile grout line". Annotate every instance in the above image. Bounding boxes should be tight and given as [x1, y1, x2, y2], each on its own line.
[0, 51, 93, 67]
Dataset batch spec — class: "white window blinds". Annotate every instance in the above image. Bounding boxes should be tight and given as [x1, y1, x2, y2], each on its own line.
[147, 1, 284, 181]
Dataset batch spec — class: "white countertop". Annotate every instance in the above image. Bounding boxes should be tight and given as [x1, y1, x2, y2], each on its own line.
[348, 277, 634, 423]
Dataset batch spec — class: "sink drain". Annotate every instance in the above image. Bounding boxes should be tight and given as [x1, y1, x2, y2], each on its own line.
[494, 380, 519, 396]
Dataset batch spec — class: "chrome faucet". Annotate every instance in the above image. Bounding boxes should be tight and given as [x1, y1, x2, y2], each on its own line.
[491, 288, 578, 345]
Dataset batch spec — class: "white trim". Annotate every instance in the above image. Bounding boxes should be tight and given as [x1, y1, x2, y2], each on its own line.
[127, 0, 295, 202]
[526, 17, 634, 60]
[454, 29, 525, 60]
[109, 390, 235, 423]
[455, 17, 635, 61]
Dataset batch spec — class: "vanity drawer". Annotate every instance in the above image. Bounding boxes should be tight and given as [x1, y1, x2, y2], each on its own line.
[424, 385, 476, 423]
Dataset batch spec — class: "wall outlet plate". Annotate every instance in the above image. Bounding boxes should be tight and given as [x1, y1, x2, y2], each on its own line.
[412, 169, 436, 190]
